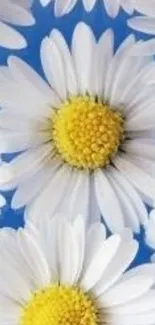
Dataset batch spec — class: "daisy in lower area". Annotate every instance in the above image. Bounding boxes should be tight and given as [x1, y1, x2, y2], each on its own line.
[0, 0, 34, 49]
[1, 214, 155, 325]
[1, 23, 155, 232]
[40, 0, 155, 18]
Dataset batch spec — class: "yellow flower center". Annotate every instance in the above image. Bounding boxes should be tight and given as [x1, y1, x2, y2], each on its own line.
[52, 96, 125, 170]
[20, 284, 99, 325]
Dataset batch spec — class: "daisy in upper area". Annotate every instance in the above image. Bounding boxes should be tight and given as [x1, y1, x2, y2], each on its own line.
[40, 0, 155, 18]
[0, 0, 34, 49]
[1, 23, 155, 232]
[128, 0, 155, 35]
[1, 214, 155, 325]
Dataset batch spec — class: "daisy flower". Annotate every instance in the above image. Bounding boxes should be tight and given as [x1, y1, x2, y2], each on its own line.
[0, 0, 35, 49]
[128, 0, 155, 35]
[1, 23, 155, 232]
[40, 0, 155, 18]
[1, 214, 155, 325]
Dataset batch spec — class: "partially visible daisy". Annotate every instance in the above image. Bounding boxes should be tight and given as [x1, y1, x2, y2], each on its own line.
[0, 156, 12, 211]
[1, 23, 155, 232]
[40, 0, 155, 18]
[0, 0, 35, 49]
[145, 210, 155, 250]
[145, 209, 155, 264]
[0, 214, 155, 325]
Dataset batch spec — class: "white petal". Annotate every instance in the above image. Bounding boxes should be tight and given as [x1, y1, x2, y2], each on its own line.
[88, 174, 101, 223]
[41, 37, 67, 99]
[107, 171, 140, 232]
[128, 17, 155, 35]
[80, 234, 121, 291]
[109, 50, 146, 108]
[60, 170, 90, 224]
[0, 21, 26, 49]
[121, 0, 134, 15]
[0, 163, 13, 185]
[84, 222, 106, 269]
[17, 229, 51, 287]
[83, 0, 96, 11]
[40, 0, 51, 6]
[120, 263, 155, 281]
[0, 194, 6, 208]
[13, 0, 33, 10]
[25, 165, 72, 222]
[95, 169, 125, 232]
[8, 56, 58, 109]
[12, 167, 53, 209]
[103, 0, 120, 17]
[0, 130, 46, 153]
[145, 210, 155, 249]
[107, 311, 155, 325]
[113, 154, 155, 204]
[130, 39, 155, 56]
[132, 0, 155, 16]
[0, 1, 34, 26]
[104, 34, 135, 102]
[126, 106, 155, 131]
[54, 0, 77, 16]
[95, 29, 114, 98]
[123, 140, 155, 161]
[110, 290, 155, 314]
[50, 29, 78, 95]
[93, 238, 138, 296]
[98, 275, 154, 307]
[28, 216, 59, 278]
[72, 22, 96, 94]
[58, 219, 81, 284]
[72, 216, 86, 281]
[0, 110, 39, 131]
[109, 167, 148, 227]
[0, 242, 32, 304]
[128, 157, 155, 181]
[151, 253, 155, 263]
[5, 144, 53, 194]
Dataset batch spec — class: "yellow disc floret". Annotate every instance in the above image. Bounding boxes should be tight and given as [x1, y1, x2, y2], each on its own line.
[52, 96, 125, 170]
[20, 284, 99, 325]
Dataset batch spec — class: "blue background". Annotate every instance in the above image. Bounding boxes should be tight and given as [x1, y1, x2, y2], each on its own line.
[0, 0, 154, 266]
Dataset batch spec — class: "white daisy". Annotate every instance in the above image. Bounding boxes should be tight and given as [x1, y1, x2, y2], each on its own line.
[0, 0, 35, 49]
[1, 23, 155, 232]
[1, 214, 155, 325]
[39, 0, 155, 18]
[128, 0, 155, 35]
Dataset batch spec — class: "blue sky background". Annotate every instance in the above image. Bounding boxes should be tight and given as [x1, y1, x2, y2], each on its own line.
[0, 0, 154, 266]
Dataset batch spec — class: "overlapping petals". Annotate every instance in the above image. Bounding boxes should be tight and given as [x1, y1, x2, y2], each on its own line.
[0, 215, 155, 325]
[1, 23, 155, 233]
[0, 0, 35, 49]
